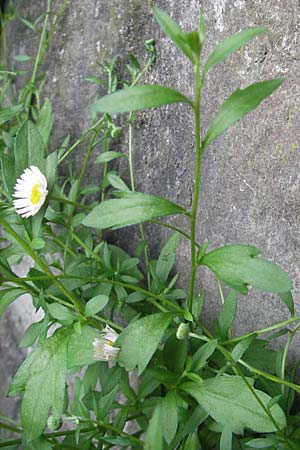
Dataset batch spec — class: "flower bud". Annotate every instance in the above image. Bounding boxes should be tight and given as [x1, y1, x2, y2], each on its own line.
[47, 415, 62, 431]
[176, 323, 190, 340]
[111, 126, 123, 139]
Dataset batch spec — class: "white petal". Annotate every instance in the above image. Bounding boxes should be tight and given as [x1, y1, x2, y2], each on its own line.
[12, 166, 48, 218]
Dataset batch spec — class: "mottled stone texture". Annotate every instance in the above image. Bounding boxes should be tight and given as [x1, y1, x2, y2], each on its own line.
[2, 0, 300, 417]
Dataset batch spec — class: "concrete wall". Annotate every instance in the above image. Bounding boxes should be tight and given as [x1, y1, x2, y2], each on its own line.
[2, 0, 300, 418]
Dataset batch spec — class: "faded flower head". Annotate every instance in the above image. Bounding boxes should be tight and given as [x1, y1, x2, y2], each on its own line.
[13, 166, 48, 218]
[93, 324, 120, 361]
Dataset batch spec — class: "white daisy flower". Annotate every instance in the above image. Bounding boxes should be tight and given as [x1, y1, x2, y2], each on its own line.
[93, 325, 120, 361]
[12, 166, 48, 218]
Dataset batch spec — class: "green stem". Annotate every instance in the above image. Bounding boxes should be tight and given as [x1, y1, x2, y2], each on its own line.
[0, 421, 20, 433]
[26, 0, 52, 114]
[223, 315, 300, 345]
[74, 416, 143, 447]
[3, 274, 182, 313]
[58, 117, 106, 164]
[50, 195, 91, 211]
[0, 218, 83, 313]
[189, 332, 282, 432]
[128, 115, 151, 290]
[188, 54, 202, 313]
[149, 219, 200, 247]
[67, 227, 103, 265]
[280, 322, 300, 396]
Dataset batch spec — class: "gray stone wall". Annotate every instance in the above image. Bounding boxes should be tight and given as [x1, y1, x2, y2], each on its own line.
[2, 0, 300, 419]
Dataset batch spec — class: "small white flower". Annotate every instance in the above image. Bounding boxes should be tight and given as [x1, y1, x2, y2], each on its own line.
[12, 166, 48, 218]
[93, 325, 120, 361]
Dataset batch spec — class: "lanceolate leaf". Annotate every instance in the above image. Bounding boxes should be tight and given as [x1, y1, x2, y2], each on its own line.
[156, 232, 179, 284]
[200, 245, 292, 297]
[117, 313, 174, 375]
[202, 79, 283, 150]
[8, 328, 70, 440]
[181, 376, 286, 434]
[0, 104, 23, 126]
[91, 85, 191, 114]
[204, 27, 266, 73]
[14, 120, 46, 177]
[145, 402, 164, 450]
[153, 6, 194, 62]
[82, 192, 189, 230]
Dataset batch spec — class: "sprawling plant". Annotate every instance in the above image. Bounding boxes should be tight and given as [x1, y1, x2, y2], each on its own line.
[1, 2, 300, 449]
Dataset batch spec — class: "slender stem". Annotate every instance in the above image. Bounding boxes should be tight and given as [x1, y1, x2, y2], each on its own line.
[0, 421, 21, 433]
[26, 0, 52, 114]
[50, 195, 91, 211]
[128, 115, 151, 290]
[189, 332, 282, 432]
[280, 322, 300, 396]
[238, 359, 300, 395]
[76, 416, 143, 447]
[0, 218, 83, 313]
[3, 274, 182, 313]
[188, 55, 202, 312]
[67, 227, 103, 265]
[58, 118, 106, 164]
[223, 315, 300, 345]
[150, 219, 200, 247]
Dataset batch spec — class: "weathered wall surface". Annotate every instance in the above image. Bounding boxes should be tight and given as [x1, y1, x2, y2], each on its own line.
[2, 0, 300, 417]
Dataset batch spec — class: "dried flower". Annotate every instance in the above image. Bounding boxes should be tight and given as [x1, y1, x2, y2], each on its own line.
[12, 166, 48, 218]
[93, 324, 120, 361]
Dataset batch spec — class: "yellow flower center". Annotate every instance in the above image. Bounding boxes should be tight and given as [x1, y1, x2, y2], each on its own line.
[30, 184, 42, 205]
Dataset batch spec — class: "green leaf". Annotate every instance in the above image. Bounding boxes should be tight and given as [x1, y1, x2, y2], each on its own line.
[117, 313, 174, 375]
[0, 104, 23, 126]
[19, 320, 44, 348]
[95, 151, 125, 164]
[156, 232, 179, 284]
[163, 331, 188, 373]
[24, 437, 52, 450]
[98, 385, 119, 420]
[183, 432, 202, 450]
[9, 328, 70, 440]
[231, 335, 256, 362]
[182, 405, 208, 437]
[82, 192, 188, 230]
[92, 85, 191, 114]
[200, 245, 292, 296]
[181, 375, 286, 434]
[85, 294, 109, 316]
[14, 54, 32, 62]
[202, 79, 283, 150]
[145, 402, 163, 450]
[0, 288, 24, 319]
[279, 290, 294, 316]
[152, 6, 194, 62]
[68, 325, 99, 368]
[220, 424, 232, 450]
[218, 290, 237, 340]
[204, 27, 266, 73]
[14, 120, 46, 178]
[162, 391, 178, 445]
[18, 17, 37, 32]
[107, 173, 130, 191]
[48, 303, 75, 324]
[246, 437, 279, 448]
[36, 98, 54, 147]
[190, 340, 216, 372]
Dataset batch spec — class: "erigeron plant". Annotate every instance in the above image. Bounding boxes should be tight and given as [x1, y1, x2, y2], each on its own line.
[1, 2, 300, 450]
